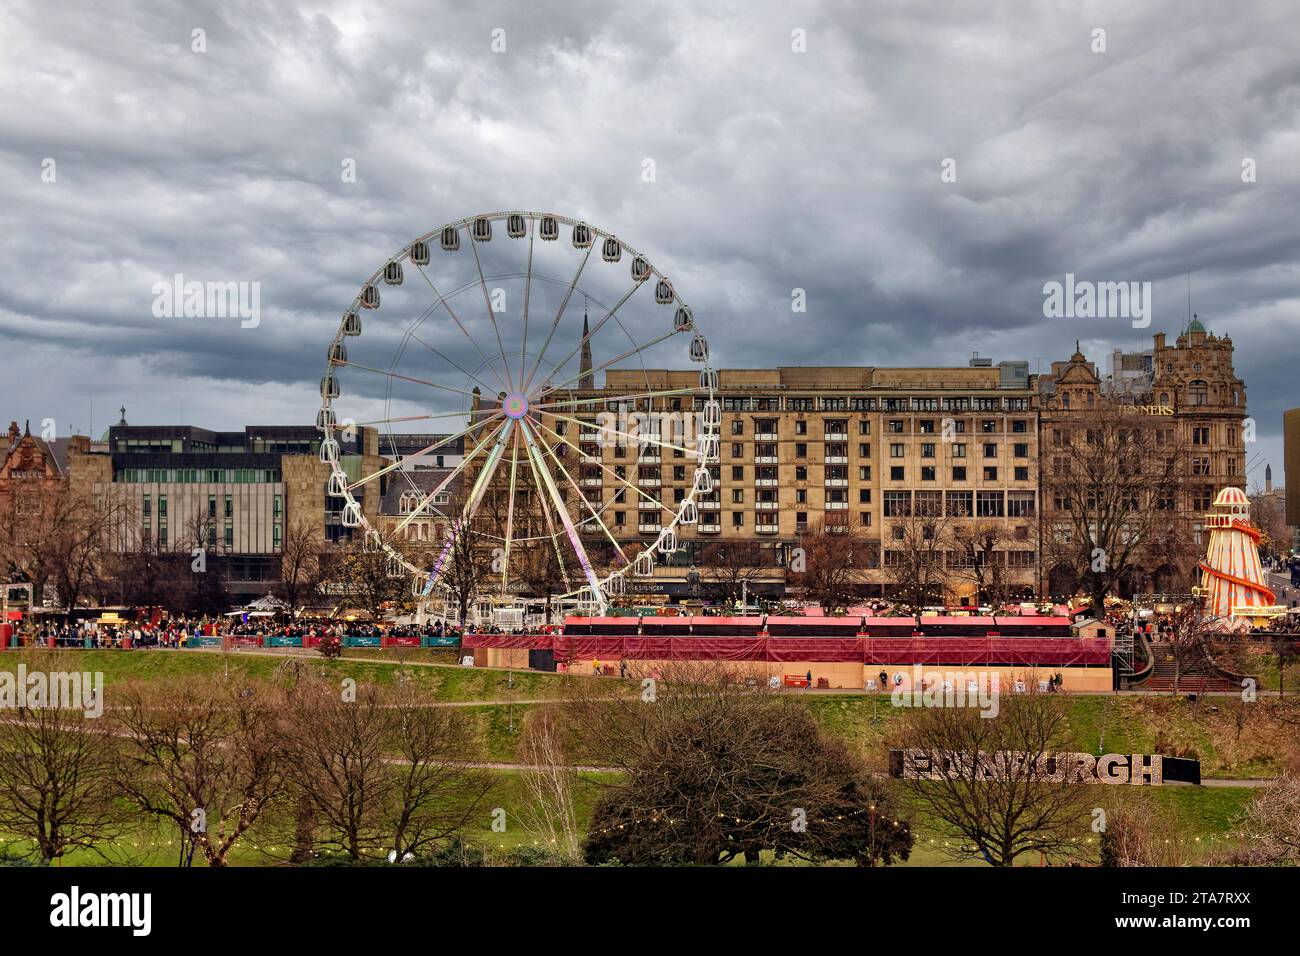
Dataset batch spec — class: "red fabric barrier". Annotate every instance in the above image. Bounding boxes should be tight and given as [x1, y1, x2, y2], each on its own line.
[463, 628, 1111, 667]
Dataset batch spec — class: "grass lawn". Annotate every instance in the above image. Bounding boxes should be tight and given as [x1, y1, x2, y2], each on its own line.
[0, 650, 1280, 867]
[4, 769, 1254, 867]
[2, 647, 620, 703]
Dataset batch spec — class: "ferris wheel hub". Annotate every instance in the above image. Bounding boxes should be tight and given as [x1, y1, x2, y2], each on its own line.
[502, 393, 529, 420]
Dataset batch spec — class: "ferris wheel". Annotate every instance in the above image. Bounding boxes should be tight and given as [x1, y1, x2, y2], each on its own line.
[317, 211, 718, 616]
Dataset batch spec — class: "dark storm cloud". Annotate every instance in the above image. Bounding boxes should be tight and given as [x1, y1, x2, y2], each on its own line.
[0, 0, 1297, 480]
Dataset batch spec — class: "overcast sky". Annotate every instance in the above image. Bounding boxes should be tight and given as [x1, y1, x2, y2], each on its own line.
[2, 0, 1297, 486]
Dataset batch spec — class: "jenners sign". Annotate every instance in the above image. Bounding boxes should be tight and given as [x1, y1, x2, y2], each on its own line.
[890, 749, 1201, 786]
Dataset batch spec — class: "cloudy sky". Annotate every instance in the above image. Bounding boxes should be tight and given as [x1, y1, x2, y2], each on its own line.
[2, 0, 1297, 484]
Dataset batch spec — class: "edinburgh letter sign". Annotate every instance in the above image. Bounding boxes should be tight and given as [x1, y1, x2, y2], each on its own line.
[889, 749, 1200, 786]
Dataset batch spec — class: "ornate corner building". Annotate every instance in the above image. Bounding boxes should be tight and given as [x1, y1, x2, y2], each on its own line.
[1037, 320, 1248, 597]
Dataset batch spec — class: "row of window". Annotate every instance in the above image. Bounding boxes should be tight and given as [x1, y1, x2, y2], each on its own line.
[1050, 486, 1222, 512]
[138, 522, 278, 548]
[116, 468, 281, 483]
[141, 494, 282, 519]
[882, 490, 1037, 518]
[887, 465, 1032, 482]
[396, 491, 451, 513]
[697, 396, 1032, 412]
[889, 442, 1031, 458]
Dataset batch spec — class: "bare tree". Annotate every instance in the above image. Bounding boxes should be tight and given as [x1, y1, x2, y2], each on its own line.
[897, 690, 1094, 866]
[0, 470, 62, 606]
[697, 540, 767, 608]
[788, 520, 869, 615]
[384, 681, 492, 862]
[885, 499, 955, 625]
[0, 672, 120, 862]
[518, 538, 565, 624]
[284, 678, 489, 863]
[284, 679, 390, 861]
[0, 484, 125, 616]
[168, 510, 229, 616]
[43, 491, 128, 618]
[1132, 517, 1200, 595]
[519, 708, 584, 863]
[1235, 773, 1300, 864]
[1041, 404, 1185, 611]
[1166, 603, 1209, 695]
[276, 518, 324, 612]
[323, 536, 404, 624]
[1250, 488, 1290, 565]
[950, 521, 1013, 609]
[114, 676, 287, 867]
[1097, 790, 1189, 866]
[425, 486, 500, 627]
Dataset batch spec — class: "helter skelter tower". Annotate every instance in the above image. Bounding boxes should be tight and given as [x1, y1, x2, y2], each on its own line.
[1198, 486, 1276, 618]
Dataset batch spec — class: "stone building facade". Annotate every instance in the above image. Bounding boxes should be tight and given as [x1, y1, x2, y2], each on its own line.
[527, 359, 1040, 601]
[1036, 322, 1248, 595]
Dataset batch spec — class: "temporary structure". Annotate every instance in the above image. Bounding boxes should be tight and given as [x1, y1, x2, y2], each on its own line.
[1198, 486, 1277, 618]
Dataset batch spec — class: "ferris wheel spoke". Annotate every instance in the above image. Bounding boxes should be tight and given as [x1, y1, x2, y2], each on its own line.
[530, 277, 648, 392]
[423, 422, 512, 590]
[353, 410, 477, 427]
[337, 360, 483, 399]
[520, 419, 604, 599]
[500, 429, 521, 597]
[390, 417, 508, 535]
[347, 412, 503, 493]
[467, 231, 516, 393]
[519, 222, 536, 389]
[411, 261, 512, 394]
[522, 243, 594, 393]
[531, 417, 667, 509]
[545, 410, 698, 458]
[527, 454, 574, 594]
[528, 387, 696, 412]
[405, 329, 501, 397]
[543, 329, 679, 394]
[463, 422, 512, 519]
[540, 432, 631, 567]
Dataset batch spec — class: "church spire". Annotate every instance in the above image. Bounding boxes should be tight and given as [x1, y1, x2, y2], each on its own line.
[578, 297, 594, 390]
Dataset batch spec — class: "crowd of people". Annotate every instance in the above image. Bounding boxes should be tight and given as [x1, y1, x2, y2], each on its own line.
[20, 615, 469, 649]
[14, 588, 1300, 651]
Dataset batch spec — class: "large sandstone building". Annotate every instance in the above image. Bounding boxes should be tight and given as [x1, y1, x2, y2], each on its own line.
[520, 356, 1040, 601]
[1036, 321, 1248, 595]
